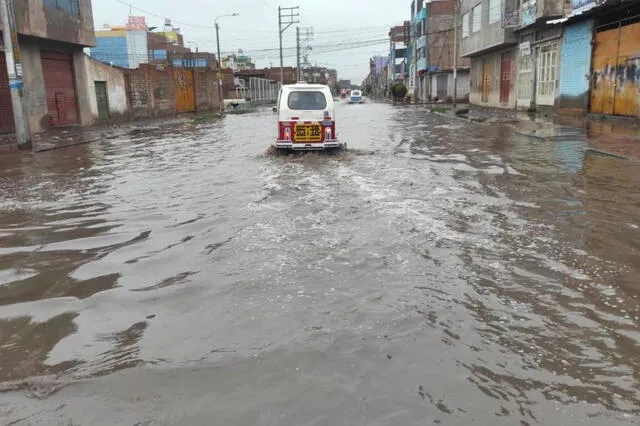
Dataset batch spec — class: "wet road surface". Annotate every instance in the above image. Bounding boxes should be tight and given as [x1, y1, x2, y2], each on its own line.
[1, 102, 640, 425]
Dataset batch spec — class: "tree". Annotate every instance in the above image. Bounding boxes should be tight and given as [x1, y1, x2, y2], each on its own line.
[390, 81, 407, 103]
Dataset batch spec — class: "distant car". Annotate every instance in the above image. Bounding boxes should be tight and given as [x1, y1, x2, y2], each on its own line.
[348, 90, 363, 104]
[273, 82, 344, 151]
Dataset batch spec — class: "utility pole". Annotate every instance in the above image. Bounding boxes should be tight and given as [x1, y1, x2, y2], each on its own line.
[215, 22, 223, 111]
[301, 27, 313, 81]
[1, 0, 30, 148]
[452, 0, 459, 108]
[215, 13, 239, 113]
[278, 6, 299, 84]
[296, 26, 301, 81]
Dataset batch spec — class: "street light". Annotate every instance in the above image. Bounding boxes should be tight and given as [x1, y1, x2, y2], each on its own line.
[215, 13, 239, 113]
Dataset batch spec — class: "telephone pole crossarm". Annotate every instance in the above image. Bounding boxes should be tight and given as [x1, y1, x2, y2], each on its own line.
[278, 6, 299, 84]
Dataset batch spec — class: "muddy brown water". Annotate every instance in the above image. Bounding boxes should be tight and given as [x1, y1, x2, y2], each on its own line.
[1, 102, 639, 425]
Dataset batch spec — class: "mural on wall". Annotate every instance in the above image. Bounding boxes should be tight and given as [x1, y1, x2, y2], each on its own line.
[590, 22, 640, 116]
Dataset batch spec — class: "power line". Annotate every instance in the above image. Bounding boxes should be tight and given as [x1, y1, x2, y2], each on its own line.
[278, 6, 299, 83]
[114, 0, 216, 29]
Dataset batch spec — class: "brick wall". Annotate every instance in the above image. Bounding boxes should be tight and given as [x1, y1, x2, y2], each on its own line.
[125, 67, 152, 118]
[427, 13, 470, 71]
[150, 67, 175, 114]
[194, 70, 220, 112]
[125, 65, 221, 118]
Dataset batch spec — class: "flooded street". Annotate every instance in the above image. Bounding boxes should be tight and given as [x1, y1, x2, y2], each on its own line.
[1, 102, 640, 425]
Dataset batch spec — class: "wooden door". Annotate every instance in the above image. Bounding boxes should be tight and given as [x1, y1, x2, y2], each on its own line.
[95, 81, 110, 120]
[500, 53, 512, 104]
[482, 62, 492, 103]
[612, 22, 640, 116]
[590, 28, 619, 115]
[174, 69, 196, 113]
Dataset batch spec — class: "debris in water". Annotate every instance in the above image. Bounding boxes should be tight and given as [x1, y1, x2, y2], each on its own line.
[0, 376, 66, 399]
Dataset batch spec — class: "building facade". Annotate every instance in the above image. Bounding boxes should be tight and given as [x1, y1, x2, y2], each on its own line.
[411, 0, 428, 100]
[512, 0, 564, 110]
[460, 0, 519, 108]
[0, 0, 97, 135]
[91, 17, 149, 69]
[424, 0, 471, 102]
[389, 21, 410, 91]
[221, 50, 255, 72]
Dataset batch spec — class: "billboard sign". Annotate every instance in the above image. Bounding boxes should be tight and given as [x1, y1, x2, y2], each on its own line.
[126, 16, 147, 31]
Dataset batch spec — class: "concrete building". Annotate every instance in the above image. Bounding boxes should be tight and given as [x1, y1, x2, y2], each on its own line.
[300, 66, 337, 85]
[389, 22, 410, 88]
[460, 0, 519, 108]
[410, 0, 427, 100]
[512, 0, 565, 110]
[221, 50, 255, 72]
[423, 0, 470, 102]
[366, 56, 389, 97]
[91, 18, 201, 70]
[0, 0, 99, 135]
[235, 67, 297, 85]
[90, 17, 149, 69]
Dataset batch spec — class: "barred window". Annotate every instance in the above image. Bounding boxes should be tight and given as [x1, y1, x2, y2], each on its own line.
[43, 0, 81, 16]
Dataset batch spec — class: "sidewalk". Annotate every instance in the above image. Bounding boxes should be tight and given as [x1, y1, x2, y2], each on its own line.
[0, 115, 199, 154]
[426, 103, 640, 160]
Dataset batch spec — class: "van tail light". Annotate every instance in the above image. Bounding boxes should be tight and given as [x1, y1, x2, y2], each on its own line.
[279, 122, 292, 141]
[323, 121, 335, 140]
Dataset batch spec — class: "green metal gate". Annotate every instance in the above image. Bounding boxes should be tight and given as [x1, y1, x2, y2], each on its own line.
[95, 81, 110, 120]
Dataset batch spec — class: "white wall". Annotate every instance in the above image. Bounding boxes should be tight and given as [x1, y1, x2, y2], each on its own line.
[82, 55, 129, 123]
[428, 71, 470, 102]
[126, 31, 149, 69]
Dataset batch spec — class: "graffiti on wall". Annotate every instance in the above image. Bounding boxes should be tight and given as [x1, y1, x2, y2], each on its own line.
[590, 22, 640, 116]
[592, 57, 640, 92]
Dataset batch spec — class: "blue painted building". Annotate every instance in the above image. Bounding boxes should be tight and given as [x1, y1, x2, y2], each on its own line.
[90, 28, 149, 69]
[557, 20, 594, 111]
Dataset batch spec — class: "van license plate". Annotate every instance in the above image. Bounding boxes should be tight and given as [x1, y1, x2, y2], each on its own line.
[293, 124, 322, 143]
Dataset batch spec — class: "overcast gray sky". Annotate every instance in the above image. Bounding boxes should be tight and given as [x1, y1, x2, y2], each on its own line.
[91, 0, 407, 82]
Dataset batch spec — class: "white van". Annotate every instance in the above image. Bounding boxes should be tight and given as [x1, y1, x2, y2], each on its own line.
[348, 90, 363, 104]
[273, 82, 344, 151]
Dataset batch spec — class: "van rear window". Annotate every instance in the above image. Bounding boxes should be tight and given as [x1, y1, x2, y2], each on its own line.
[287, 91, 327, 110]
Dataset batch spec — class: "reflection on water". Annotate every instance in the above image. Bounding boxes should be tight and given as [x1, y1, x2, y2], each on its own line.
[1, 105, 639, 423]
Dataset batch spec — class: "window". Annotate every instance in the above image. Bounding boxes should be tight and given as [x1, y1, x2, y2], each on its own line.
[462, 12, 470, 38]
[488, 0, 501, 24]
[43, 0, 81, 15]
[472, 4, 482, 32]
[287, 91, 327, 110]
